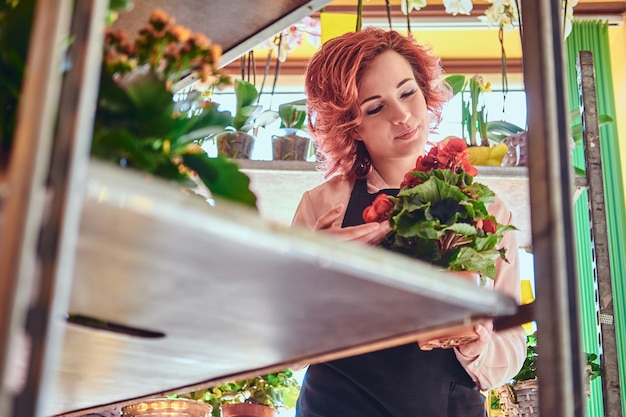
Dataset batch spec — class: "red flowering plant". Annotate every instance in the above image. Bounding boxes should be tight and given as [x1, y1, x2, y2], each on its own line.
[363, 137, 516, 281]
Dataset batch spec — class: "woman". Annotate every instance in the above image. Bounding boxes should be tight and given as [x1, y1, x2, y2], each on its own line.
[292, 28, 526, 417]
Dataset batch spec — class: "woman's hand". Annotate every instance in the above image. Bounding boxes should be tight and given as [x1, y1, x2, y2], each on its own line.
[456, 321, 494, 358]
[314, 204, 391, 245]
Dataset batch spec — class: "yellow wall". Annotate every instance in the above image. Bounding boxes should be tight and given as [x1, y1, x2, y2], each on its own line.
[609, 22, 626, 198]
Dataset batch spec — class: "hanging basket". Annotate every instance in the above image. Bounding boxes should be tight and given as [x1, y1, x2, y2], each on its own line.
[495, 380, 539, 417]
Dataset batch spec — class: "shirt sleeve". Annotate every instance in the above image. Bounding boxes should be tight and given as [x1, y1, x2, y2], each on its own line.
[454, 203, 527, 390]
[292, 190, 318, 229]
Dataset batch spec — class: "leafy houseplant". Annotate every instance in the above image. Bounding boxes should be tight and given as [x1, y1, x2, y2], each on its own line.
[94, 8, 256, 208]
[485, 110, 614, 168]
[174, 369, 301, 417]
[213, 78, 265, 159]
[363, 138, 515, 281]
[493, 332, 602, 414]
[444, 73, 509, 167]
[271, 99, 311, 161]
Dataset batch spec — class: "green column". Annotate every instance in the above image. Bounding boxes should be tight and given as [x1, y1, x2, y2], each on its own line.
[565, 20, 626, 416]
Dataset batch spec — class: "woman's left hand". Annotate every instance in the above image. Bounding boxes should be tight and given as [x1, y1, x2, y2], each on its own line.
[457, 320, 493, 358]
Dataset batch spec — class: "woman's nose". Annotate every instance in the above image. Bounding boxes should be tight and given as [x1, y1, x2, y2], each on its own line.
[390, 101, 410, 125]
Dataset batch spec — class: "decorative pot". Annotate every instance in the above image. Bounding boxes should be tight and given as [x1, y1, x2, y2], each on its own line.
[500, 131, 528, 167]
[121, 398, 212, 417]
[216, 132, 255, 159]
[221, 403, 275, 417]
[271, 129, 310, 161]
[494, 379, 539, 417]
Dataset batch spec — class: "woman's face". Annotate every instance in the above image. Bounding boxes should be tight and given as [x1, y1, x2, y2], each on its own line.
[355, 49, 430, 163]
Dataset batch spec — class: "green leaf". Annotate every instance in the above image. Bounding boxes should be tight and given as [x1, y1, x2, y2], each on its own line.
[444, 74, 466, 96]
[445, 222, 476, 236]
[450, 247, 499, 279]
[411, 176, 469, 206]
[234, 78, 259, 109]
[170, 103, 233, 148]
[182, 153, 257, 209]
[486, 120, 524, 143]
[570, 114, 615, 143]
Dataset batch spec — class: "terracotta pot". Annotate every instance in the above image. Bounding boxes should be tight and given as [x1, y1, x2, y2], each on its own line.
[221, 403, 275, 417]
[121, 398, 212, 417]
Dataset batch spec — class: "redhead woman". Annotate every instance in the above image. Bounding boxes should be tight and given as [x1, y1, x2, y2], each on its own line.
[292, 28, 526, 417]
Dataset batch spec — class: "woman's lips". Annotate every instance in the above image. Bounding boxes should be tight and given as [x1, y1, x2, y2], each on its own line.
[395, 126, 418, 140]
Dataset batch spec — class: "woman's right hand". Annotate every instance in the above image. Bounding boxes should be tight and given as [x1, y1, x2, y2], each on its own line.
[314, 204, 391, 245]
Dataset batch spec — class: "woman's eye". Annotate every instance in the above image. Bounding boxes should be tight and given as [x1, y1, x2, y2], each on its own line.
[366, 105, 383, 115]
[401, 89, 417, 99]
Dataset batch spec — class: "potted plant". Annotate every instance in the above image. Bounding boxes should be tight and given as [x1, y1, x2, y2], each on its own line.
[485, 110, 614, 167]
[444, 73, 509, 166]
[174, 369, 301, 417]
[493, 332, 602, 415]
[94, 8, 257, 208]
[362, 138, 517, 348]
[213, 78, 265, 159]
[271, 99, 311, 161]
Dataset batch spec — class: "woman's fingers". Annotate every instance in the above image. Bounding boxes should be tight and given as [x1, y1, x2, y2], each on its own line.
[457, 320, 494, 357]
[314, 204, 344, 230]
[337, 222, 387, 243]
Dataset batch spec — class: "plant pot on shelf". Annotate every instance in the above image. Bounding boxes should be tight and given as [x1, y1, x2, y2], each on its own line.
[121, 398, 212, 417]
[221, 403, 275, 417]
[500, 131, 528, 167]
[494, 379, 539, 417]
[216, 131, 255, 159]
[271, 128, 310, 161]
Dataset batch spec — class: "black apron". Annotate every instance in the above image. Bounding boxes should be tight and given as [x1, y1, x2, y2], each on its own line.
[296, 179, 487, 417]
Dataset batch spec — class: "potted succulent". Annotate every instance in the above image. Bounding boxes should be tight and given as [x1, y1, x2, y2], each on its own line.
[174, 369, 301, 417]
[94, 8, 257, 208]
[271, 99, 311, 161]
[213, 78, 265, 159]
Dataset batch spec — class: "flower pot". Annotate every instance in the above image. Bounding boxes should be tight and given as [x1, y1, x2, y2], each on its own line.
[216, 132, 255, 159]
[121, 398, 212, 417]
[271, 129, 310, 161]
[500, 131, 528, 167]
[221, 403, 275, 417]
[495, 380, 539, 417]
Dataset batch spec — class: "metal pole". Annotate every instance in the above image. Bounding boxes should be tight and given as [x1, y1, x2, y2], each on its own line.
[577, 50, 623, 417]
[520, 1, 585, 416]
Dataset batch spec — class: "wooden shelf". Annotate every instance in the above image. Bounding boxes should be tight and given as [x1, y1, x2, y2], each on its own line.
[47, 161, 518, 416]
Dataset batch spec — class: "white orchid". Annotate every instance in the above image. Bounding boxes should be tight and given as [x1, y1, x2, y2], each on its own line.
[443, 0, 473, 16]
[479, 0, 519, 33]
[400, 0, 428, 15]
[562, 0, 579, 38]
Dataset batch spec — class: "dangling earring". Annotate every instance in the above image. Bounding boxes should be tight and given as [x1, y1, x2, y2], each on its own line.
[354, 141, 371, 178]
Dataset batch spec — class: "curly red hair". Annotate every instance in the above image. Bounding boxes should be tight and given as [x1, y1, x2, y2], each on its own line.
[305, 28, 451, 179]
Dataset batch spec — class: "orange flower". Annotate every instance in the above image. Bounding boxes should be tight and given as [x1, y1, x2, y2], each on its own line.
[362, 194, 394, 223]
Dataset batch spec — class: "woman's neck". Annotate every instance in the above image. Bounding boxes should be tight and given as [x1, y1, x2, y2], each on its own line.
[372, 156, 418, 188]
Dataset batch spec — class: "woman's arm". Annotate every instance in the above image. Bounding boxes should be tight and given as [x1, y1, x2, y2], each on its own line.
[454, 201, 527, 390]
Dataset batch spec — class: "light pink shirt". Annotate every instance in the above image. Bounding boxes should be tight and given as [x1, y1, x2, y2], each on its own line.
[292, 169, 527, 390]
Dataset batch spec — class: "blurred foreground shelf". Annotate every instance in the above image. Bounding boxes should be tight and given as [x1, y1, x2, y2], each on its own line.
[50, 161, 518, 416]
